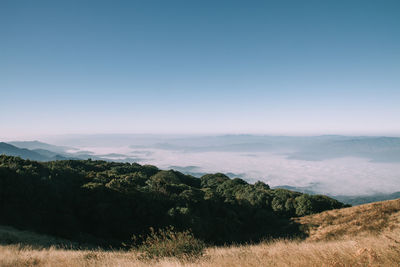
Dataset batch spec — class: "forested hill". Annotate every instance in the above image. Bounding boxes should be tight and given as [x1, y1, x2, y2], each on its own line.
[0, 155, 345, 247]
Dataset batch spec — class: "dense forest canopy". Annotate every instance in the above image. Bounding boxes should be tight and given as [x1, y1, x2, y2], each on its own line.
[0, 155, 345, 247]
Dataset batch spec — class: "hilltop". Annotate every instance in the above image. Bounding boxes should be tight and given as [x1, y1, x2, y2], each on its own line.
[0, 199, 399, 266]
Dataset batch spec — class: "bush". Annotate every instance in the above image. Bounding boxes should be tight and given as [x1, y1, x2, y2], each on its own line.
[132, 226, 205, 259]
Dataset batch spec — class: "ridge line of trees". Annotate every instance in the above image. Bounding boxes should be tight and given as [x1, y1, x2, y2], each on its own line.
[0, 155, 346, 247]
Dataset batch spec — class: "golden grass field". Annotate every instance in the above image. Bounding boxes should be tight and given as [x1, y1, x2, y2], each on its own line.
[1, 199, 400, 267]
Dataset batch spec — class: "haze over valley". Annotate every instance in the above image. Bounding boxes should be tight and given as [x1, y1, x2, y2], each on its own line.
[3, 134, 400, 198]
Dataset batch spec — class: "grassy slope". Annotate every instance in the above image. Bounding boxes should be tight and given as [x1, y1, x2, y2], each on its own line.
[1, 199, 400, 267]
[295, 197, 400, 241]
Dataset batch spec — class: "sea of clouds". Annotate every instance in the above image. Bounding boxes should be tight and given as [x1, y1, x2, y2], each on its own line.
[70, 145, 400, 196]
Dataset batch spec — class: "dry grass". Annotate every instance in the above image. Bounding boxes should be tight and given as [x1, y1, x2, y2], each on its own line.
[1, 235, 399, 267]
[295, 198, 400, 241]
[1, 199, 400, 267]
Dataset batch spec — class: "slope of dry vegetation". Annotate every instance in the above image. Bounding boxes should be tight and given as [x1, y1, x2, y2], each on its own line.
[295, 197, 400, 241]
[1, 199, 400, 267]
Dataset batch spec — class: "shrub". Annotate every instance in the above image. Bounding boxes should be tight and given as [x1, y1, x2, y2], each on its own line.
[132, 226, 205, 259]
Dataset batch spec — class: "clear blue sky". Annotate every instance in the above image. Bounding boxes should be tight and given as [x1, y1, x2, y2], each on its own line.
[1, 0, 399, 138]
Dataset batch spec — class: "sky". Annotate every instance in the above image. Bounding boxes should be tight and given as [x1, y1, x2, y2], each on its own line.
[1, 0, 399, 138]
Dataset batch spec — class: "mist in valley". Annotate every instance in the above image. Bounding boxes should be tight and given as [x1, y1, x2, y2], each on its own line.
[39, 134, 400, 197]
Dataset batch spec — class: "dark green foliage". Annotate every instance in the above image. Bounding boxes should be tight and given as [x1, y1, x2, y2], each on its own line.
[0, 155, 346, 247]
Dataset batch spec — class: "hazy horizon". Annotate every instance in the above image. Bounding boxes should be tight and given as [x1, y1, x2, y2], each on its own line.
[3, 132, 400, 142]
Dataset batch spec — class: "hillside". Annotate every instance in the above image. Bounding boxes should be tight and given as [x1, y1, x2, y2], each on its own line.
[0, 155, 345, 247]
[1, 199, 399, 266]
[295, 198, 400, 241]
[1, 155, 399, 266]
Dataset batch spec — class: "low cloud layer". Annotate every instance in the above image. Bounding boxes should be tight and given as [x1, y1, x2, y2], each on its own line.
[49, 134, 400, 196]
[140, 150, 400, 196]
[72, 146, 400, 196]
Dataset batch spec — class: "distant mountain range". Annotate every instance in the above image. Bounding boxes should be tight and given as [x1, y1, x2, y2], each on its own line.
[8, 140, 73, 154]
[0, 142, 52, 161]
[42, 134, 400, 162]
[105, 134, 400, 162]
[286, 137, 400, 162]
[0, 141, 138, 163]
[274, 185, 400, 206]
[333, 192, 400, 206]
